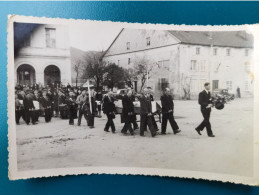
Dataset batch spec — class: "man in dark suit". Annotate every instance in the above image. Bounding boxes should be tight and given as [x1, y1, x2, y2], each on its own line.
[195, 82, 215, 137]
[121, 90, 135, 135]
[23, 90, 36, 125]
[138, 88, 157, 137]
[102, 91, 116, 133]
[160, 88, 181, 135]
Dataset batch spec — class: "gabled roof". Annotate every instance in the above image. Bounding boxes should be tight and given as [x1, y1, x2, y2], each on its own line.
[168, 31, 253, 48]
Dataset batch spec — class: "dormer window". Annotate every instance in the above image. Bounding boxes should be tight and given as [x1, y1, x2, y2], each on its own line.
[146, 37, 150, 46]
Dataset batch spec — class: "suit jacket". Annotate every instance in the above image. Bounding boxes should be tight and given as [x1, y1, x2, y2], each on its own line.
[23, 94, 35, 110]
[122, 95, 135, 117]
[198, 90, 211, 110]
[103, 96, 116, 114]
[138, 94, 152, 115]
[160, 94, 174, 113]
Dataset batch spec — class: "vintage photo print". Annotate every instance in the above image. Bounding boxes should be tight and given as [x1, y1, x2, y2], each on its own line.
[7, 15, 259, 185]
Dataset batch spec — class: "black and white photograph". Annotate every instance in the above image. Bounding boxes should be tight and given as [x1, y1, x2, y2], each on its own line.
[7, 16, 259, 184]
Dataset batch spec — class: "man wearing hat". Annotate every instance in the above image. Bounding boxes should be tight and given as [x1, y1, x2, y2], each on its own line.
[195, 82, 215, 137]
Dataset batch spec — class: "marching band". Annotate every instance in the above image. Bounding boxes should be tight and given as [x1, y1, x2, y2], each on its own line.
[15, 82, 233, 138]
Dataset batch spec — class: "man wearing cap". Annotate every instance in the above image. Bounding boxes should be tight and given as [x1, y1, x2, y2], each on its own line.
[76, 89, 88, 126]
[195, 82, 215, 137]
[160, 88, 181, 135]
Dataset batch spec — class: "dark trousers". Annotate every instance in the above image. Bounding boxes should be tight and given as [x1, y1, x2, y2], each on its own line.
[140, 114, 156, 136]
[24, 109, 36, 125]
[151, 115, 158, 130]
[104, 114, 115, 132]
[196, 109, 213, 136]
[161, 112, 179, 133]
[77, 109, 87, 125]
[122, 116, 134, 134]
[45, 108, 52, 122]
[87, 113, 95, 127]
[15, 110, 21, 124]
[68, 107, 76, 125]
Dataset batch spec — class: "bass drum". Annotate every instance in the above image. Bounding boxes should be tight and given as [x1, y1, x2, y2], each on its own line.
[215, 102, 224, 110]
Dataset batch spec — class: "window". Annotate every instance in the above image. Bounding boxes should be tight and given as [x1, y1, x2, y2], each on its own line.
[45, 28, 56, 48]
[158, 60, 170, 70]
[245, 49, 249, 57]
[200, 61, 207, 71]
[213, 48, 217, 56]
[128, 58, 131, 65]
[196, 47, 200, 55]
[226, 48, 230, 56]
[226, 81, 232, 90]
[126, 42, 130, 50]
[146, 37, 150, 46]
[190, 60, 198, 71]
[158, 78, 169, 91]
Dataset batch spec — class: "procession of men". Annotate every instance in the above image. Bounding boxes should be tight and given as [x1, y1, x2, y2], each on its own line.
[15, 81, 216, 138]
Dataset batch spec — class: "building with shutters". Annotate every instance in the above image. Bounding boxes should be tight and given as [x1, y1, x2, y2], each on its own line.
[103, 28, 254, 99]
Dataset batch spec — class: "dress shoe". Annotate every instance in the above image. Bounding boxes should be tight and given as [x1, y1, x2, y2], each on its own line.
[195, 128, 201, 135]
[161, 132, 166, 135]
[208, 134, 215, 137]
[152, 132, 157, 137]
[104, 129, 110, 132]
[174, 129, 181, 134]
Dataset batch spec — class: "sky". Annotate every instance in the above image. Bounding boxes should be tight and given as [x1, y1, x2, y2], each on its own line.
[69, 22, 122, 52]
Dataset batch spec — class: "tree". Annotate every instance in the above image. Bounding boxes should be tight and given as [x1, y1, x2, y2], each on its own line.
[82, 51, 106, 90]
[132, 56, 155, 92]
[72, 59, 84, 87]
[103, 63, 130, 89]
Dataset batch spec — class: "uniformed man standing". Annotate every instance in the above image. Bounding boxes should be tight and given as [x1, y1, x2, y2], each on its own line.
[160, 88, 181, 135]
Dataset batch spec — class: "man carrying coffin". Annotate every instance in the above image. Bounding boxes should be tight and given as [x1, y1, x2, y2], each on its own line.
[138, 88, 157, 137]
[195, 82, 215, 137]
[160, 88, 181, 135]
[121, 90, 135, 136]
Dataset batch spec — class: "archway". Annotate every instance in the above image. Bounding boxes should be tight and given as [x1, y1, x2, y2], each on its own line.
[44, 65, 61, 86]
[17, 64, 36, 86]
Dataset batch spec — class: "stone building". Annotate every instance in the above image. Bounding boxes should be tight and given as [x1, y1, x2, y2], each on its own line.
[14, 23, 72, 86]
[103, 29, 254, 99]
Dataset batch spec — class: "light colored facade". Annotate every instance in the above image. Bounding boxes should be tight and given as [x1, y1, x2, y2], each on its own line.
[15, 24, 72, 86]
[103, 29, 254, 99]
